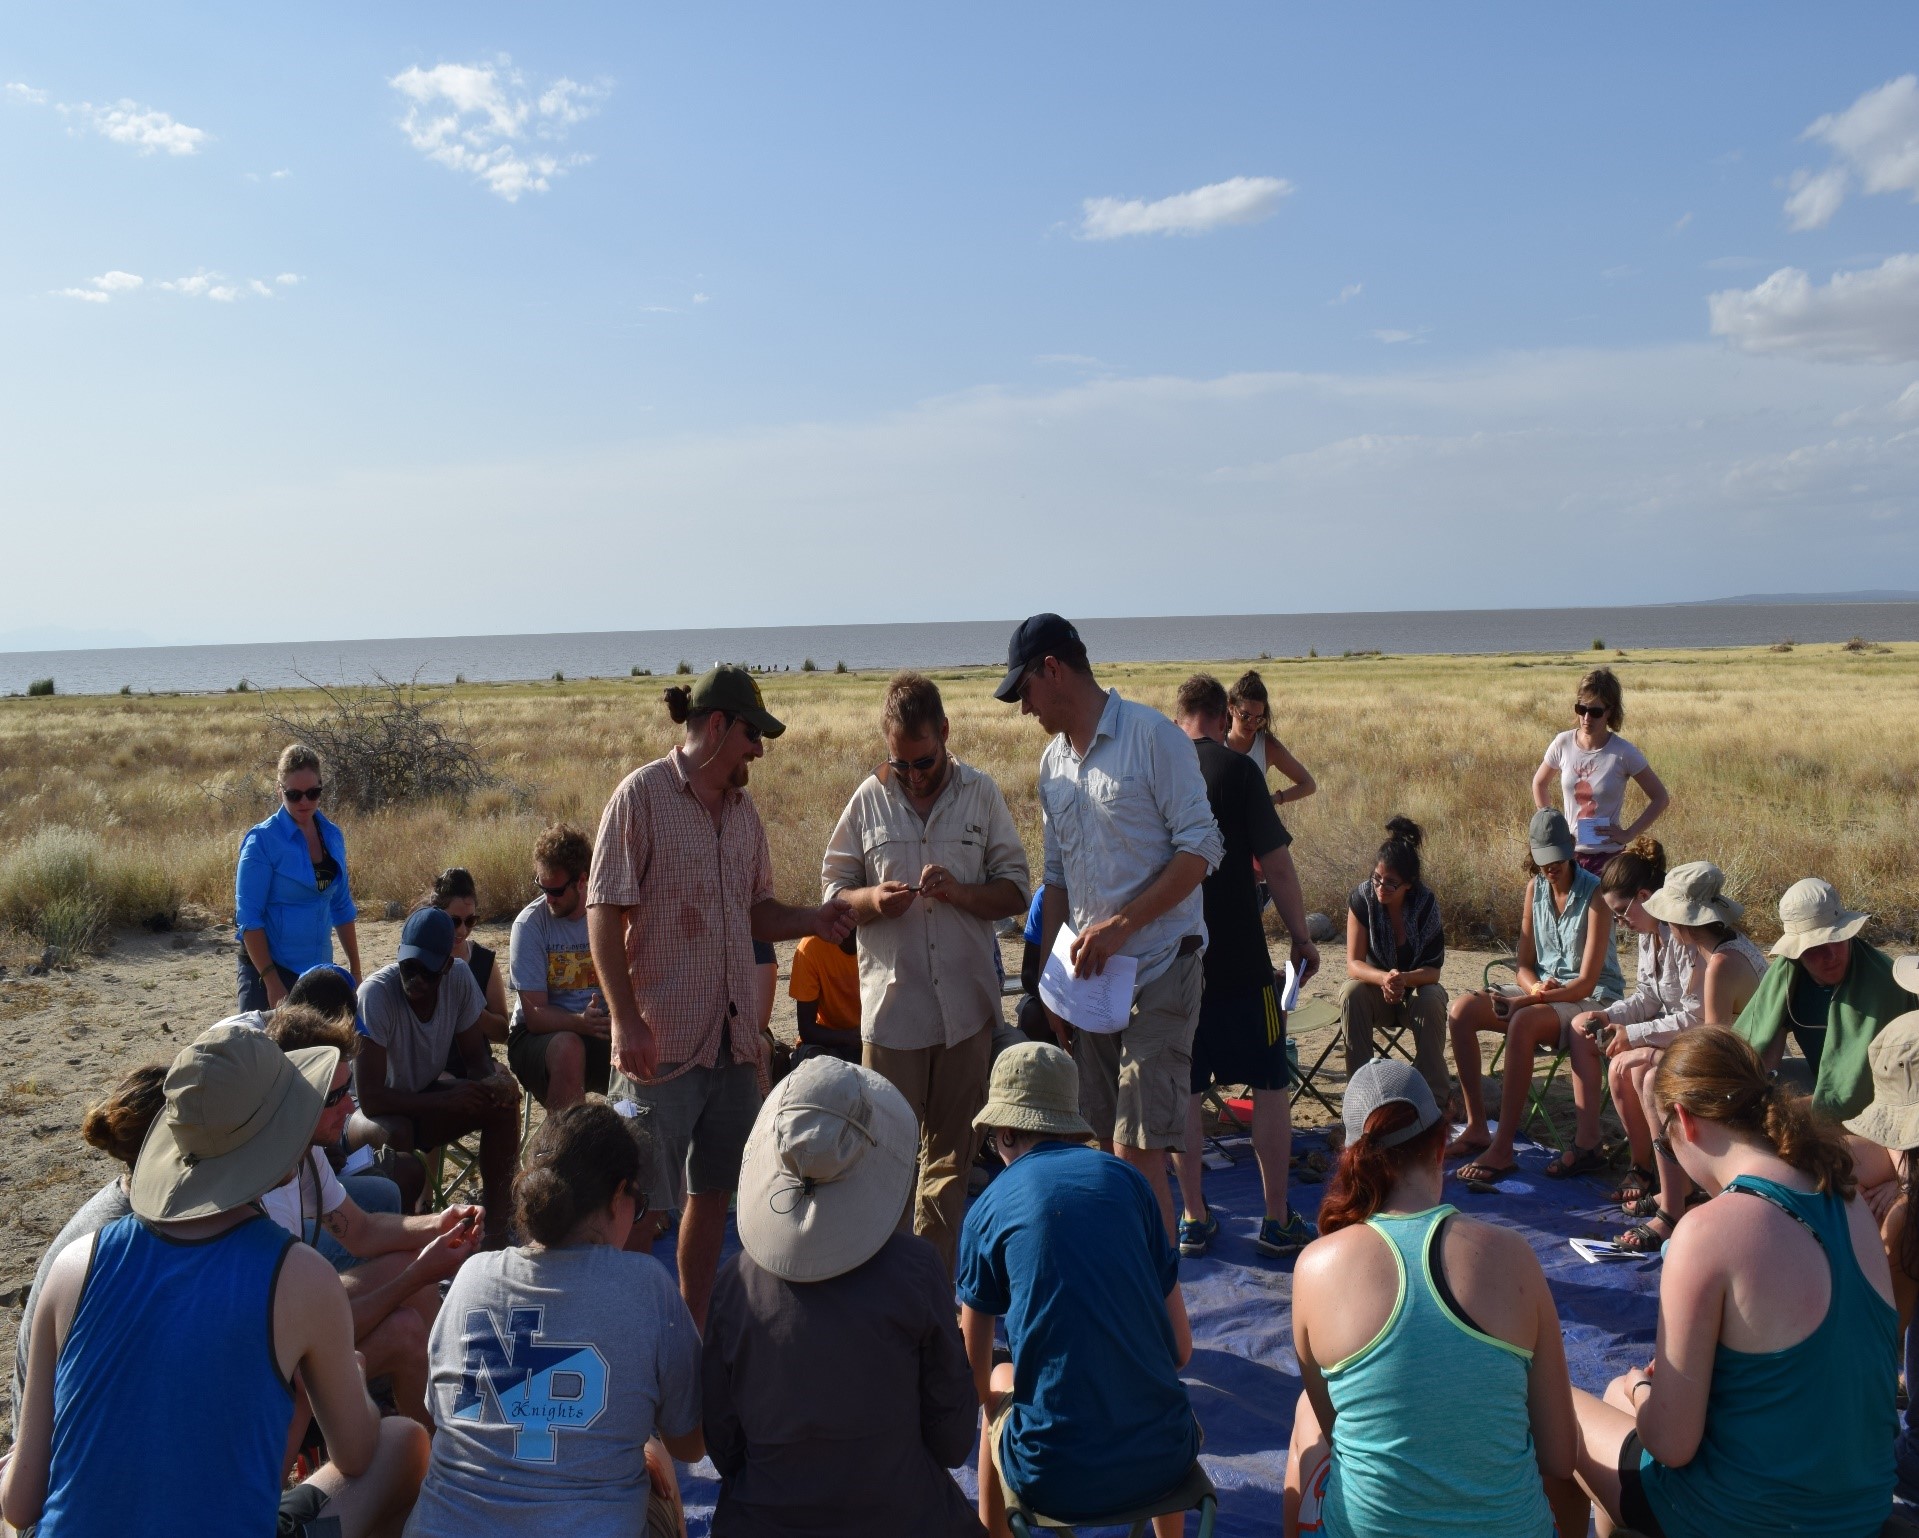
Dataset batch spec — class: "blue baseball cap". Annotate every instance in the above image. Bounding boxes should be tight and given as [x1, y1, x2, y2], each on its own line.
[396, 907, 456, 972]
[994, 613, 1085, 703]
[292, 963, 365, 1034]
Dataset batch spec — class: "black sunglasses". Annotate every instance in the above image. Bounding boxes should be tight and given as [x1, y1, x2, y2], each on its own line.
[1652, 1111, 1676, 1164]
[1574, 703, 1608, 719]
[283, 785, 324, 803]
[323, 1082, 354, 1108]
[447, 913, 477, 930]
[724, 713, 764, 746]
[887, 750, 942, 775]
[535, 875, 578, 899]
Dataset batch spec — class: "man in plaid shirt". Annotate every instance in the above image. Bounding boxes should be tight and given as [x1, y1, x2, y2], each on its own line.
[588, 666, 854, 1326]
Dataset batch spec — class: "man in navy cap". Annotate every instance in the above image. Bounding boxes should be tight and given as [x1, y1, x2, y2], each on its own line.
[357, 908, 521, 1244]
[997, 614, 1224, 1239]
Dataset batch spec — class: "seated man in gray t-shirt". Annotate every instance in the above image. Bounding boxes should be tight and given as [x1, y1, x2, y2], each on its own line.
[356, 908, 521, 1241]
[505, 824, 611, 1113]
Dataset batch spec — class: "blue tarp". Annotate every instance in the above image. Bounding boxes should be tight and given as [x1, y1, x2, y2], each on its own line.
[671, 1129, 1661, 1536]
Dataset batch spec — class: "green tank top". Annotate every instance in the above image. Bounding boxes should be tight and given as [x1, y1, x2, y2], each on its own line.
[1638, 1174, 1897, 1538]
[1318, 1206, 1552, 1538]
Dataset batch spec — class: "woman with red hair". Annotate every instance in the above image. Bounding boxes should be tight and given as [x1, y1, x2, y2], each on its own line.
[1284, 1059, 1579, 1538]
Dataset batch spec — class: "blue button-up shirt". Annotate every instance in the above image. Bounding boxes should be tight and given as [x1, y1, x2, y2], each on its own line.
[234, 806, 355, 973]
[1038, 690, 1224, 986]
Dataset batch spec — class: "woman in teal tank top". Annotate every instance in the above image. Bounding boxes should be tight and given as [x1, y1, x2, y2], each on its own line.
[1569, 1026, 1897, 1537]
[1448, 808, 1624, 1186]
[1285, 1059, 1580, 1538]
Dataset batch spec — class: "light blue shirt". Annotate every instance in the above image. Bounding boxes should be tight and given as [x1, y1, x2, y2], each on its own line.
[233, 806, 355, 974]
[1038, 689, 1224, 986]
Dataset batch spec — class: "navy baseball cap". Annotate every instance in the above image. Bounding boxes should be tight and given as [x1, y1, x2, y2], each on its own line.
[292, 963, 366, 1034]
[994, 613, 1084, 703]
[396, 907, 456, 972]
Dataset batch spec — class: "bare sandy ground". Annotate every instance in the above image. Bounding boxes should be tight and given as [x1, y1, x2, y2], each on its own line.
[0, 916, 1539, 1443]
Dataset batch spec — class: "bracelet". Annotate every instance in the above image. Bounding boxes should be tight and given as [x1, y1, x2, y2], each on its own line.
[1629, 1378, 1652, 1404]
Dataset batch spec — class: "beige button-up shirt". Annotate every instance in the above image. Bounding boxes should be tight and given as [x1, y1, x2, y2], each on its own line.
[822, 757, 1031, 1050]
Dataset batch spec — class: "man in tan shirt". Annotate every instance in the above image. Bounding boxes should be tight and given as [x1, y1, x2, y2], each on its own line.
[823, 671, 1030, 1273]
[587, 667, 854, 1327]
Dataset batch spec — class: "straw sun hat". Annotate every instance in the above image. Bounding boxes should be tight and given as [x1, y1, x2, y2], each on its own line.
[131, 1021, 336, 1223]
[972, 1042, 1094, 1140]
[1642, 861, 1746, 929]
[736, 1056, 917, 1284]
[1845, 1012, 1919, 1152]
[1769, 877, 1869, 960]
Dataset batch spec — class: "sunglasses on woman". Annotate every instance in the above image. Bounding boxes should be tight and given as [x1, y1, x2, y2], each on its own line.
[447, 913, 477, 931]
[283, 785, 324, 803]
[1573, 703, 1608, 719]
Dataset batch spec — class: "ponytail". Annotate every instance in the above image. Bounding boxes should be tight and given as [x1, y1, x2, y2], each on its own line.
[1653, 1027, 1855, 1197]
[1318, 1101, 1448, 1234]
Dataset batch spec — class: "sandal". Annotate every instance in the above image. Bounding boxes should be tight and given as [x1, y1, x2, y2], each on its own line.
[1617, 1207, 1678, 1254]
[1621, 1190, 1663, 1219]
[1609, 1164, 1658, 1207]
[1454, 1158, 1518, 1185]
[1544, 1143, 1605, 1179]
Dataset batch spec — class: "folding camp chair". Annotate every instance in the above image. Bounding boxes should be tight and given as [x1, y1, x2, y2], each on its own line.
[1481, 956, 1611, 1150]
[1285, 997, 1348, 1121]
[1005, 1459, 1217, 1538]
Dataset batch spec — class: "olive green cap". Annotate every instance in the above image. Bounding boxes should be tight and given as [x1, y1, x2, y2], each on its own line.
[692, 666, 785, 739]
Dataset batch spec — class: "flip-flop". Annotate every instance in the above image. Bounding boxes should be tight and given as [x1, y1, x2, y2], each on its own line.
[1454, 1159, 1519, 1186]
[1445, 1135, 1492, 1161]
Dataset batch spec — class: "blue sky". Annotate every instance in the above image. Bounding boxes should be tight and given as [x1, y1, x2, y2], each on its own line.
[4, 5, 1918, 648]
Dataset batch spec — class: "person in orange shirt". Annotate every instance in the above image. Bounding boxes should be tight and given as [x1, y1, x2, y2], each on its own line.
[789, 933, 864, 1064]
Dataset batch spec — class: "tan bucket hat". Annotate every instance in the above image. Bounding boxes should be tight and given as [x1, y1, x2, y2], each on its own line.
[1844, 1013, 1919, 1151]
[973, 1042, 1094, 1140]
[131, 1021, 336, 1222]
[735, 1056, 917, 1284]
[1770, 877, 1869, 959]
[1896, 956, 1919, 995]
[1643, 861, 1746, 929]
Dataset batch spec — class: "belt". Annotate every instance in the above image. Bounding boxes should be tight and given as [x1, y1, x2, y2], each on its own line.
[1177, 934, 1202, 957]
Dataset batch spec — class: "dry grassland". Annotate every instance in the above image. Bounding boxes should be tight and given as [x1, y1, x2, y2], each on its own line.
[2, 642, 1916, 959]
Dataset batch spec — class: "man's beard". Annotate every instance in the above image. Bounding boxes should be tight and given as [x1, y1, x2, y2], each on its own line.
[730, 762, 751, 789]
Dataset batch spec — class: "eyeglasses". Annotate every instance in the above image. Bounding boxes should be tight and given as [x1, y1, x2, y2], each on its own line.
[323, 1082, 354, 1109]
[1652, 1111, 1676, 1164]
[724, 714, 764, 746]
[1573, 703, 1608, 719]
[887, 750, 942, 775]
[535, 876, 578, 899]
[1371, 873, 1406, 894]
[447, 913, 477, 931]
[283, 785, 324, 803]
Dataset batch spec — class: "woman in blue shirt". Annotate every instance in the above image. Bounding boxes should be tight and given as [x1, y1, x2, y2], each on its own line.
[234, 743, 360, 1011]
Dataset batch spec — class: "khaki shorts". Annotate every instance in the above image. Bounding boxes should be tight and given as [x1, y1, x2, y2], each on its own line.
[608, 1058, 762, 1213]
[1074, 949, 1202, 1151]
[1492, 984, 1602, 1049]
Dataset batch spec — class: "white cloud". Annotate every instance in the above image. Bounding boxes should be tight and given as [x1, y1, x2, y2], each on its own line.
[1331, 282, 1363, 305]
[1786, 75, 1919, 228]
[1784, 166, 1848, 231]
[1671, 211, 1693, 233]
[692, 291, 709, 305]
[5, 81, 49, 105]
[249, 280, 274, 297]
[1371, 328, 1428, 345]
[1079, 175, 1292, 240]
[55, 287, 109, 303]
[276, 272, 302, 286]
[1709, 254, 1919, 363]
[93, 271, 144, 293]
[389, 58, 606, 201]
[71, 98, 209, 155]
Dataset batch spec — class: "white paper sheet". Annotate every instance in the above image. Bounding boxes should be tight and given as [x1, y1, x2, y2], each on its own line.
[1280, 959, 1302, 1012]
[1038, 922, 1138, 1035]
[340, 1143, 377, 1177]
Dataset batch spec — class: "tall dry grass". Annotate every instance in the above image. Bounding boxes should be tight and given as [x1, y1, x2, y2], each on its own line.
[2, 644, 1916, 951]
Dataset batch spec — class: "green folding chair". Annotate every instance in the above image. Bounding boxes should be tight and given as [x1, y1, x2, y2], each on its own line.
[1481, 956, 1610, 1150]
[1285, 997, 1349, 1121]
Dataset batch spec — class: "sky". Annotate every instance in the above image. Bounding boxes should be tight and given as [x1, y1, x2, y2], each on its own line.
[4, 5, 1919, 649]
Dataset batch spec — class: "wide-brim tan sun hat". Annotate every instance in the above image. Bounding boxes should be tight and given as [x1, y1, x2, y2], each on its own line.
[131, 1021, 336, 1223]
[735, 1056, 917, 1284]
[1845, 1013, 1919, 1151]
[1896, 956, 1919, 995]
[973, 1041, 1093, 1140]
[1770, 877, 1869, 960]
[1643, 861, 1746, 929]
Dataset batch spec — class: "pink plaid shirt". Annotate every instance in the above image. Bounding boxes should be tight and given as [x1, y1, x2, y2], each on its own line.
[587, 748, 774, 1080]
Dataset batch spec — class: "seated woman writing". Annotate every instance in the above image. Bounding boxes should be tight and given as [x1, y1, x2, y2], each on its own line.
[1568, 1027, 1896, 1538]
[1606, 860, 1768, 1253]
[1285, 1059, 1576, 1538]
[1446, 808, 1622, 1184]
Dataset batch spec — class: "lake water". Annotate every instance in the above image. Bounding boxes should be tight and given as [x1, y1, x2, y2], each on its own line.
[5, 602, 1917, 697]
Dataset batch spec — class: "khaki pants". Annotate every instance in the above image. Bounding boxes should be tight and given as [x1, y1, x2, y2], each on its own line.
[1337, 979, 1451, 1109]
[865, 1022, 993, 1277]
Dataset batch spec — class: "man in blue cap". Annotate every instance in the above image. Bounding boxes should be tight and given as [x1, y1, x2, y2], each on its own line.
[996, 615, 1224, 1239]
[357, 908, 521, 1244]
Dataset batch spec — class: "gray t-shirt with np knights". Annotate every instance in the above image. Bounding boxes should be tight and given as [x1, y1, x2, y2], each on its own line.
[406, 1243, 702, 1538]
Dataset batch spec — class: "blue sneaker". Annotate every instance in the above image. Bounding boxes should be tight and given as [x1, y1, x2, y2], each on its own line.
[1255, 1211, 1317, 1258]
[1177, 1212, 1219, 1257]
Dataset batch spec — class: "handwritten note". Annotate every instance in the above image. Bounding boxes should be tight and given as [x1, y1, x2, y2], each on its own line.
[1038, 922, 1138, 1035]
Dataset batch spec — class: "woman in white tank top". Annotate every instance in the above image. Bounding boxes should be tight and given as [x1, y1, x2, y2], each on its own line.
[1225, 670, 1316, 807]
